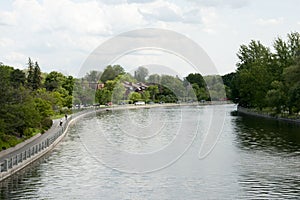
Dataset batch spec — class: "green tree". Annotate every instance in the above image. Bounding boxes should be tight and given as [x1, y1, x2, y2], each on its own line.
[134, 66, 149, 82]
[32, 61, 42, 90]
[129, 92, 142, 102]
[10, 69, 26, 88]
[141, 90, 150, 101]
[147, 85, 159, 101]
[266, 81, 287, 113]
[185, 73, 206, 88]
[100, 65, 125, 83]
[44, 71, 65, 91]
[235, 40, 273, 108]
[26, 57, 34, 89]
[147, 74, 160, 84]
[111, 82, 126, 104]
[95, 88, 112, 105]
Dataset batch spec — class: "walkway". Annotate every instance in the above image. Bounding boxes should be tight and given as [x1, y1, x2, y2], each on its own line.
[0, 117, 67, 163]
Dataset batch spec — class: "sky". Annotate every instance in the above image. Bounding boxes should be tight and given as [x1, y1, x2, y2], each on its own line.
[0, 0, 299, 77]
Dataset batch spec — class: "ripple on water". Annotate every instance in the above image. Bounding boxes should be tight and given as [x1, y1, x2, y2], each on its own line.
[1, 105, 299, 199]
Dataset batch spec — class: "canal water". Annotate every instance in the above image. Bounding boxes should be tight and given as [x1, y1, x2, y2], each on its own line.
[1, 104, 299, 199]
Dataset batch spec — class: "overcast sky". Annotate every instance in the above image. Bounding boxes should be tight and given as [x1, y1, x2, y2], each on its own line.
[0, 0, 299, 77]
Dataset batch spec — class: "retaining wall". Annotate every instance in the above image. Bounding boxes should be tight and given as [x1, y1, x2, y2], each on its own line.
[0, 109, 94, 182]
[237, 106, 300, 124]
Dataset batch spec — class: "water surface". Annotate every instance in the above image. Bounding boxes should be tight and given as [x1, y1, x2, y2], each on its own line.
[1, 104, 299, 199]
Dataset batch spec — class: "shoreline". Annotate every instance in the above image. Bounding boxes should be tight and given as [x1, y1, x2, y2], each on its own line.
[0, 109, 95, 181]
[0, 101, 231, 181]
[237, 106, 300, 125]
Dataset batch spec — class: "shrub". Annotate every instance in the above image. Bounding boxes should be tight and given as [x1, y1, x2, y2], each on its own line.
[41, 117, 53, 130]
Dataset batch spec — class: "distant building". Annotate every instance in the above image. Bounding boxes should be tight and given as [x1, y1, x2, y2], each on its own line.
[96, 83, 105, 90]
[122, 81, 149, 95]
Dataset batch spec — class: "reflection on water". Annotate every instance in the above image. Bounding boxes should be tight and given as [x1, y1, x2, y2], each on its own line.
[234, 113, 300, 154]
[0, 105, 299, 199]
[233, 113, 300, 199]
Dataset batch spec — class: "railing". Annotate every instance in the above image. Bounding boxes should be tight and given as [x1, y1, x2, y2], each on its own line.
[0, 108, 95, 176]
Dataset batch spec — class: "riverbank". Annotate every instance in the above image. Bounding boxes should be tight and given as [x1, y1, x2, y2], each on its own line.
[0, 101, 230, 181]
[0, 108, 96, 182]
[237, 106, 300, 124]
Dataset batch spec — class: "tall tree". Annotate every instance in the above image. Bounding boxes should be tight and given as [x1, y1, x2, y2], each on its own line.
[147, 85, 159, 101]
[134, 66, 149, 82]
[32, 62, 42, 90]
[147, 74, 160, 84]
[235, 40, 273, 108]
[26, 57, 34, 89]
[10, 69, 26, 88]
[185, 73, 206, 88]
[100, 65, 125, 83]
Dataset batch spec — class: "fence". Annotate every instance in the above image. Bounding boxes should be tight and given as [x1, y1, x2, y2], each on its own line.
[0, 108, 94, 181]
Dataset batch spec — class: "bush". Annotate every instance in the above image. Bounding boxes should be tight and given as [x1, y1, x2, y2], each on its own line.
[41, 117, 53, 130]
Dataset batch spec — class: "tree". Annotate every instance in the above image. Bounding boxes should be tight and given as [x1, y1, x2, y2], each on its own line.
[235, 40, 273, 108]
[32, 62, 42, 90]
[62, 76, 74, 96]
[26, 58, 34, 89]
[44, 71, 65, 91]
[95, 88, 112, 105]
[283, 63, 300, 114]
[129, 92, 142, 102]
[160, 75, 185, 99]
[111, 82, 126, 104]
[147, 74, 160, 84]
[73, 79, 95, 105]
[10, 69, 26, 88]
[185, 73, 206, 88]
[100, 65, 125, 83]
[84, 70, 102, 89]
[134, 66, 149, 82]
[141, 90, 150, 101]
[147, 85, 159, 101]
[266, 81, 287, 113]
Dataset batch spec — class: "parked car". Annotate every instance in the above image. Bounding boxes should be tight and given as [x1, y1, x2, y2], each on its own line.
[105, 102, 112, 106]
[135, 101, 145, 105]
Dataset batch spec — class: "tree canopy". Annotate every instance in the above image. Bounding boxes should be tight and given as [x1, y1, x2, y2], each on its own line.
[224, 32, 300, 115]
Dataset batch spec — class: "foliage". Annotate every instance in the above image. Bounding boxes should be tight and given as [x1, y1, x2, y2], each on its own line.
[44, 71, 74, 108]
[0, 61, 74, 150]
[100, 65, 125, 83]
[95, 88, 112, 105]
[225, 32, 300, 115]
[134, 66, 149, 82]
[147, 85, 159, 101]
[129, 92, 142, 102]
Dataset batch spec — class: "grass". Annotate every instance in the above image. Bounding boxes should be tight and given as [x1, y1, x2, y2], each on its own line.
[0, 134, 23, 151]
[51, 113, 65, 120]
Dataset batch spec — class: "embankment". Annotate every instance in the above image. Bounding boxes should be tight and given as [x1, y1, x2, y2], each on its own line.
[237, 106, 300, 124]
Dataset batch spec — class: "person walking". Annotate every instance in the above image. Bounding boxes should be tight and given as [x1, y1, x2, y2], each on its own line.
[65, 114, 68, 120]
[59, 119, 63, 126]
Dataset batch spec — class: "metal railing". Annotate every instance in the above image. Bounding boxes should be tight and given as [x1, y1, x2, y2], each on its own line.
[0, 108, 95, 174]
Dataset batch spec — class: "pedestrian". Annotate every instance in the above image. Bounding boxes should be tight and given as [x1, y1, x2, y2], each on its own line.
[65, 114, 68, 120]
[59, 119, 63, 126]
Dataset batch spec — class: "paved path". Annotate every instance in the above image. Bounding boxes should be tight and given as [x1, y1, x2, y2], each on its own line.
[0, 118, 67, 163]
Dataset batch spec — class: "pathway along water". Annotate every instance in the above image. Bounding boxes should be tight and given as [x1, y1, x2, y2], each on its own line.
[0, 104, 299, 199]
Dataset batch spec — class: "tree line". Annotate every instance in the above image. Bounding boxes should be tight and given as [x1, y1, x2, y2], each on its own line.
[0, 58, 74, 150]
[74, 65, 227, 106]
[223, 32, 300, 116]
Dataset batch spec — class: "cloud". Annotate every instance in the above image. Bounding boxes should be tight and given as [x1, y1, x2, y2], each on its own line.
[256, 18, 284, 26]
[3, 52, 27, 68]
[138, 1, 183, 22]
[127, 0, 156, 3]
[189, 0, 249, 9]
[0, 10, 16, 26]
[199, 7, 220, 33]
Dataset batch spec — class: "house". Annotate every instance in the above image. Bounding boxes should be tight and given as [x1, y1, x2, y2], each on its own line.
[122, 81, 148, 95]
